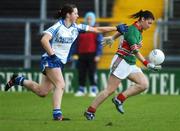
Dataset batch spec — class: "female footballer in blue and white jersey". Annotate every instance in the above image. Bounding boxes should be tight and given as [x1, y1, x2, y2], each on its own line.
[5, 4, 128, 121]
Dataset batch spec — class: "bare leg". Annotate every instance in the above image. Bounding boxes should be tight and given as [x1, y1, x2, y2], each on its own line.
[23, 68, 65, 120]
[45, 68, 65, 109]
[24, 68, 65, 109]
[90, 74, 121, 109]
[122, 72, 149, 98]
[23, 74, 53, 97]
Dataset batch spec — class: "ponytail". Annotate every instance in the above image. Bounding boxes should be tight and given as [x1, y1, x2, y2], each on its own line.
[130, 10, 155, 20]
[54, 9, 62, 19]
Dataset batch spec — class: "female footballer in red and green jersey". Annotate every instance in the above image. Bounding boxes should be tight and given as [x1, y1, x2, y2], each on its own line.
[84, 10, 161, 120]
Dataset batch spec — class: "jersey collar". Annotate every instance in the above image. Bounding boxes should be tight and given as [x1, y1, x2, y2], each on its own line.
[60, 19, 75, 28]
[133, 21, 143, 32]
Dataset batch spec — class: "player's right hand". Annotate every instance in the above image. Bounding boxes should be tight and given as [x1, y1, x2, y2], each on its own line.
[147, 63, 162, 72]
[101, 36, 114, 47]
[49, 54, 61, 65]
[116, 24, 128, 34]
[72, 54, 79, 60]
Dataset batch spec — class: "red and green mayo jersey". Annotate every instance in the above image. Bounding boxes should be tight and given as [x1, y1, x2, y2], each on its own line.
[116, 21, 143, 65]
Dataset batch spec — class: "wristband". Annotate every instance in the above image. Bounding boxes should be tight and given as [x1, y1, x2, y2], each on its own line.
[143, 60, 149, 66]
[50, 54, 56, 58]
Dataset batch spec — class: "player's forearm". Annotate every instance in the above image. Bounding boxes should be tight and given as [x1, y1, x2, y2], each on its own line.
[91, 26, 117, 33]
[41, 35, 54, 56]
[112, 32, 121, 40]
[134, 52, 146, 63]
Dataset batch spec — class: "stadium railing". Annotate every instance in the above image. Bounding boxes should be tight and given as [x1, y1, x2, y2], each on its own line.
[0, 17, 180, 68]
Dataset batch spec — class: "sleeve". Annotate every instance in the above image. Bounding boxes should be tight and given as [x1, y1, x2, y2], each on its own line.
[125, 30, 139, 54]
[77, 24, 89, 33]
[96, 34, 103, 56]
[43, 22, 60, 37]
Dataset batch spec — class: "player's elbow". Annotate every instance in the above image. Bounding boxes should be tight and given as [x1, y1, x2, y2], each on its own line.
[40, 36, 47, 46]
[94, 29, 101, 33]
[40, 37, 44, 44]
[41, 34, 51, 45]
[89, 27, 101, 33]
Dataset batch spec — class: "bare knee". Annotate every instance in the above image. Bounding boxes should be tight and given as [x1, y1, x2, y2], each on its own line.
[38, 90, 49, 97]
[139, 80, 149, 91]
[55, 81, 65, 90]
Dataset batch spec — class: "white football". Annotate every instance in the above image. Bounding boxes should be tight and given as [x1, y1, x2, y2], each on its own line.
[149, 49, 165, 65]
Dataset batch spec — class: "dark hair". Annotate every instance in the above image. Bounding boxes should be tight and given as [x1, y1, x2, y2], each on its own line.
[54, 4, 77, 19]
[130, 10, 155, 20]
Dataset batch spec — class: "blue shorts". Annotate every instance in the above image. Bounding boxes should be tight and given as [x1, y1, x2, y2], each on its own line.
[40, 56, 64, 75]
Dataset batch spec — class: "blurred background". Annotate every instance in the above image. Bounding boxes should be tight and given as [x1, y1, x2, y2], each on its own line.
[0, 0, 180, 93]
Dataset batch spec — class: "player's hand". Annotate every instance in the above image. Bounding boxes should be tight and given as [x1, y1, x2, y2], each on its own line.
[101, 36, 114, 47]
[147, 63, 162, 72]
[116, 24, 128, 34]
[49, 54, 61, 65]
[72, 54, 79, 60]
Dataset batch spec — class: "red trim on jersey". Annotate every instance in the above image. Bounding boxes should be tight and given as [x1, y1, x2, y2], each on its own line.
[133, 21, 143, 32]
[122, 40, 131, 51]
[117, 50, 129, 56]
[130, 44, 142, 51]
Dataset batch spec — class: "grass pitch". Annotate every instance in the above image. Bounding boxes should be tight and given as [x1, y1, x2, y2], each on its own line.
[0, 92, 180, 131]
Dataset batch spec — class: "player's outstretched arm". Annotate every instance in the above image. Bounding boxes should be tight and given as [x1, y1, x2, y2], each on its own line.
[88, 24, 128, 34]
[89, 26, 116, 33]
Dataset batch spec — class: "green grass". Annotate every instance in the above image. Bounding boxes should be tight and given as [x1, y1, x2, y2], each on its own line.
[0, 92, 180, 131]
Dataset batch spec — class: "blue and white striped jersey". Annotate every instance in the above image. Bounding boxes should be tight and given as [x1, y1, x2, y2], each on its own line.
[43, 19, 89, 64]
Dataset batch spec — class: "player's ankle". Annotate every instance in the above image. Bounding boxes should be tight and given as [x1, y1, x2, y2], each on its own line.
[87, 106, 96, 113]
[15, 76, 25, 86]
[117, 93, 126, 103]
[53, 109, 62, 120]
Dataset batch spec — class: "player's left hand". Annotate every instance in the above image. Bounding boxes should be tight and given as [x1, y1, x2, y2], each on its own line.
[147, 63, 162, 72]
[116, 24, 128, 34]
[101, 36, 114, 47]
